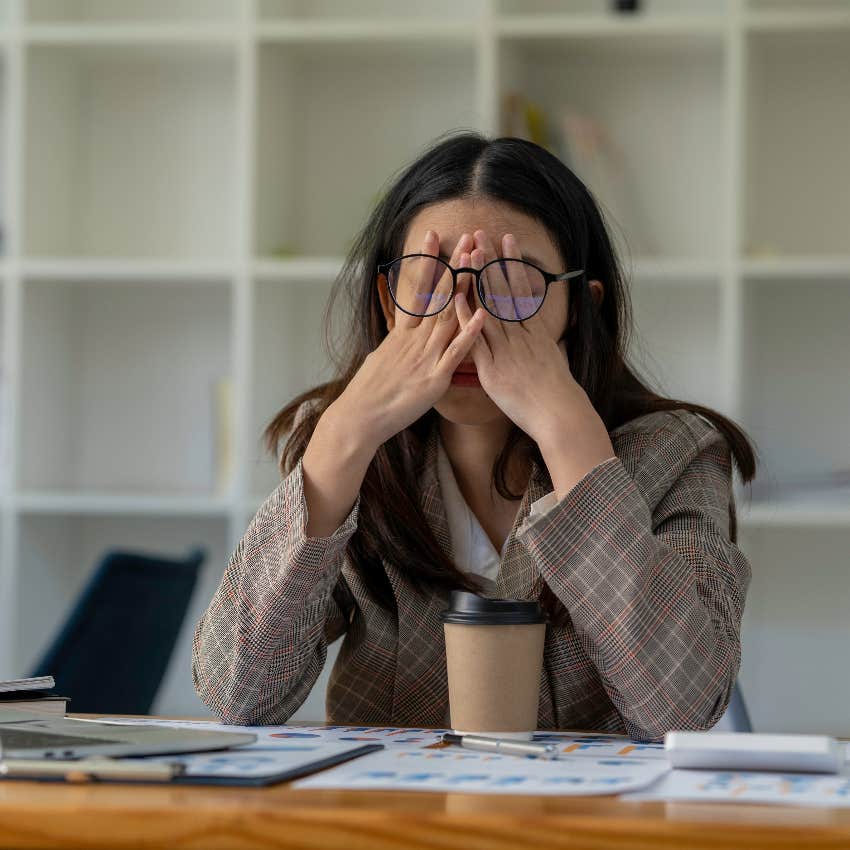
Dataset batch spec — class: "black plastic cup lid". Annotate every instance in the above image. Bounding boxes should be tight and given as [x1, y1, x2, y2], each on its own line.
[441, 591, 546, 626]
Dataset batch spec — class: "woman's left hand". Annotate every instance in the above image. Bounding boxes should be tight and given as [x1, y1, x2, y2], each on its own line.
[454, 229, 616, 494]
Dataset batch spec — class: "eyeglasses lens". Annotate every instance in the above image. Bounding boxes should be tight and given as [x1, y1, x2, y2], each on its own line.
[387, 256, 546, 320]
[387, 256, 453, 317]
[480, 259, 546, 320]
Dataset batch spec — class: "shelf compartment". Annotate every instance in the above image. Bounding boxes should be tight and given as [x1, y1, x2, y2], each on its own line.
[626, 277, 727, 414]
[15, 513, 230, 715]
[740, 496, 850, 528]
[258, 0, 484, 20]
[747, 0, 850, 23]
[253, 256, 343, 282]
[24, 43, 238, 259]
[498, 32, 725, 263]
[22, 258, 236, 283]
[744, 28, 850, 257]
[19, 277, 232, 495]
[25, 0, 238, 23]
[742, 256, 850, 280]
[249, 276, 342, 501]
[740, 277, 850, 487]
[16, 492, 232, 516]
[499, 1, 729, 16]
[738, 525, 850, 736]
[254, 39, 479, 259]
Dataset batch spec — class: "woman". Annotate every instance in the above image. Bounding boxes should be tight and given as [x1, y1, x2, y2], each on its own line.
[192, 132, 755, 741]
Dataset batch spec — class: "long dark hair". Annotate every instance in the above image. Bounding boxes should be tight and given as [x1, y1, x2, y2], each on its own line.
[264, 132, 757, 616]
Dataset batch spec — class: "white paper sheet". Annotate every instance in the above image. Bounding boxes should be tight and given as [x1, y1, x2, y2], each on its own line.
[621, 768, 850, 807]
[530, 731, 667, 760]
[293, 746, 670, 795]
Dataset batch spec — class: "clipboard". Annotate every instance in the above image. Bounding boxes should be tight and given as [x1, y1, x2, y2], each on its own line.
[0, 743, 383, 786]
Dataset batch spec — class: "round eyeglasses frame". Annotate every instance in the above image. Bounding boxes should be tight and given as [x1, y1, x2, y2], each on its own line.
[377, 254, 586, 322]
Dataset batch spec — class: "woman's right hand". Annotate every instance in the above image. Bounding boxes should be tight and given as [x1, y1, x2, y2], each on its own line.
[328, 230, 486, 452]
[301, 231, 484, 538]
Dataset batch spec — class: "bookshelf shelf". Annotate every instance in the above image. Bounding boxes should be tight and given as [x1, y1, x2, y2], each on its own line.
[740, 499, 850, 529]
[256, 20, 479, 41]
[496, 15, 727, 38]
[21, 258, 236, 282]
[0, 0, 846, 731]
[498, 0, 730, 16]
[744, 9, 850, 31]
[630, 257, 722, 283]
[25, 1, 240, 24]
[15, 492, 233, 517]
[257, 0, 485, 20]
[253, 256, 343, 282]
[22, 24, 239, 45]
[741, 257, 850, 280]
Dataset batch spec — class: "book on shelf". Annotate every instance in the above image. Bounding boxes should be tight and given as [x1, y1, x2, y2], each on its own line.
[0, 676, 69, 717]
[501, 91, 657, 256]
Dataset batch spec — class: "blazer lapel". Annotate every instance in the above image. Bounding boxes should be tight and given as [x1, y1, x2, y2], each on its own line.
[496, 458, 551, 601]
[496, 458, 558, 727]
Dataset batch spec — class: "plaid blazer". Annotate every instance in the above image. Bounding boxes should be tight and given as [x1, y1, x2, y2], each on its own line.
[192, 407, 751, 741]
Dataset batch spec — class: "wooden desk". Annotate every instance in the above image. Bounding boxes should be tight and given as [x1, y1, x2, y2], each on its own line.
[2, 718, 850, 850]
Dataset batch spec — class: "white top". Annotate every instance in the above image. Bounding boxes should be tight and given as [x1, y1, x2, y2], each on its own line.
[436, 436, 558, 588]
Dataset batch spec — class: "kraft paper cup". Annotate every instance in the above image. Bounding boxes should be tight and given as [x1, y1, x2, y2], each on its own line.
[442, 591, 546, 741]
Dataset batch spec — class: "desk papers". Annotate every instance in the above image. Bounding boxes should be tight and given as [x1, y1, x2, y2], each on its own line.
[622, 768, 850, 807]
[93, 720, 850, 805]
[294, 746, 670, 795]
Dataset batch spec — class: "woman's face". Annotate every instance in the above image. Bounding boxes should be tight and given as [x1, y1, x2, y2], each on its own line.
[379, 197, 575, 427]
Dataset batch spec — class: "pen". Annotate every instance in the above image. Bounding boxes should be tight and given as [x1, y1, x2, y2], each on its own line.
[0, 757, 185, 782]
[442, 733, 560, 760]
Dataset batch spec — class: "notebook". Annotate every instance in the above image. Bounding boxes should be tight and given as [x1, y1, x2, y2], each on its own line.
[0, 676, 69, 717]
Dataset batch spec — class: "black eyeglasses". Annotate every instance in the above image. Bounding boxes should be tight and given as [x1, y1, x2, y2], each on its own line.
[378, 254, 584, 322]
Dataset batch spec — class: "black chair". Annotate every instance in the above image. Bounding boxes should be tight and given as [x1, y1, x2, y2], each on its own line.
[28, 547, 206, 715]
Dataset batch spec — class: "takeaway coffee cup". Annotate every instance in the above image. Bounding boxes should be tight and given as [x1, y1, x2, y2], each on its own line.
[442, 591, 546, 740]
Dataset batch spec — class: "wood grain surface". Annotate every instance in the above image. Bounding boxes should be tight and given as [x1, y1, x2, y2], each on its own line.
[2, 717, 849, 849]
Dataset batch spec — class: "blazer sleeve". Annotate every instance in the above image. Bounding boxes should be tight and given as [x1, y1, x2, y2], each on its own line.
[518, 416, 751, 742]
[192, 452, 360, 725]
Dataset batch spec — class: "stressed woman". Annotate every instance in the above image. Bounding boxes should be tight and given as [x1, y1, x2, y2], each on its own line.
[192, 133, 756, 741]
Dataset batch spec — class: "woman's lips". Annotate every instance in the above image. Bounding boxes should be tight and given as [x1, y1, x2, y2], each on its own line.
[451, 370, 480, 387]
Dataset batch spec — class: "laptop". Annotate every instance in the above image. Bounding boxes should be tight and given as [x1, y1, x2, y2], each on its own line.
[0, 708, 256, 759]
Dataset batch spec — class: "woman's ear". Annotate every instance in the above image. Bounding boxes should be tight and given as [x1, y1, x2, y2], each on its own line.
[568, 278, 604, 328]
[589, 278, 604, 308]
[377, 274, 395, 331]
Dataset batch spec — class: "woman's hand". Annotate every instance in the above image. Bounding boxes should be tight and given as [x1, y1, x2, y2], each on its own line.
[454, 229, 616, 496]
[329, 230, 487, 453]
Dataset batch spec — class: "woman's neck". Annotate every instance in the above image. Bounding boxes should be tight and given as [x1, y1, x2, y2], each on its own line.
[438, 416, 529, 503]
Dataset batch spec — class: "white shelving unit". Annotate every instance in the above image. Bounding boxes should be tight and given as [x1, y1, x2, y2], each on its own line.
[0, 0, 848, 731]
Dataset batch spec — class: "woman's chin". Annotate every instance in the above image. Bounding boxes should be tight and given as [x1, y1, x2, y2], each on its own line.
[434, 390, 505, 425]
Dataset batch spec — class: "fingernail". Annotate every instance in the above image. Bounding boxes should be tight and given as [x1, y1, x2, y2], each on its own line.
[425, 230, 435, 241]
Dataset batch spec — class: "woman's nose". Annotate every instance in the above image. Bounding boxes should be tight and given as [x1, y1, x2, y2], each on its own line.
[456, 255, 478, 311]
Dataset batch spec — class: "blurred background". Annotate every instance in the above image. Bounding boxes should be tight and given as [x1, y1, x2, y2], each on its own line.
[0, 0, 848, 733]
